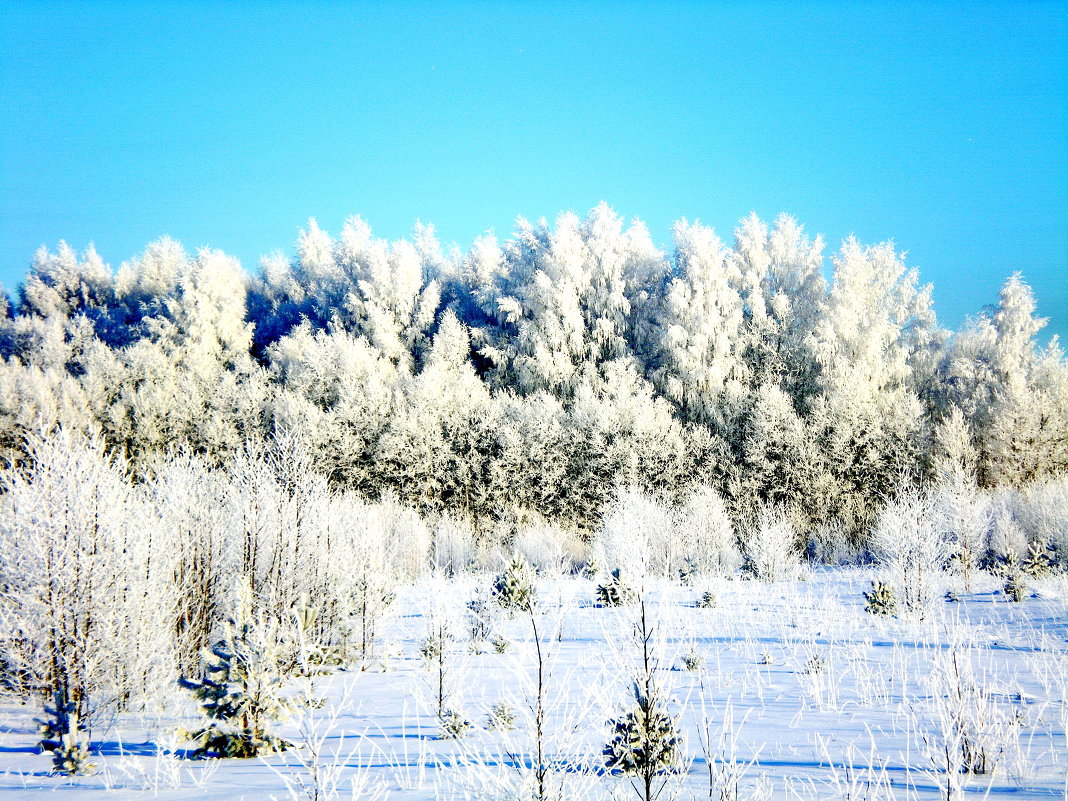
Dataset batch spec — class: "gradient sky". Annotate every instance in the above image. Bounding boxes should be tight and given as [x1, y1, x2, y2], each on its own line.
[2, 0, 1066, 341]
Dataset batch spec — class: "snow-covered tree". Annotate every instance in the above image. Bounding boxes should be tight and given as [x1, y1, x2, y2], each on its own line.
[648, 219, 746, 425]
[0, 431, 172, 761]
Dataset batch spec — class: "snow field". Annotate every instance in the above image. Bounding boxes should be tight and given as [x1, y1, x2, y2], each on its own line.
[1, 569, 1066, 800]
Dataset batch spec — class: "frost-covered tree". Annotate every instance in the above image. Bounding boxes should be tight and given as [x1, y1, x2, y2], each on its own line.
[141, 450, 230, 676]
[647, 219, 745, 424]
[0, 431, 172, 760]
[0, 207, 1064, 548]
[805, 237, 937, 537]
[939, 274, 1068, 487]
[671, 484, 740, 575]
[603, 598, 684, 801]
[250, 217, 441, 370]
[730, 213, 827, 403]
[267, 323, 402, 493]
[472, 204, 663, 397]
[14, 243, 115, 359]
[741, 503, 802, 582]
[736, 383, 814, 519]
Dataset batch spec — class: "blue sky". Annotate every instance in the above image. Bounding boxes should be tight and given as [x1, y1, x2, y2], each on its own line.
[2, 0, 1066, 341]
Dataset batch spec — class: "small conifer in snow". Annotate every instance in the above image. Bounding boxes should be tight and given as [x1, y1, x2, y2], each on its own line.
[596, 568, 637, 607]
[178, 578, 292, 758]
[677, 557, 698, 586]
[863, 580, 897, 616]
[1004, 573, 1027, 603]
[37, 690, 95, 775]
[603, 682, 684, 779]
[486, 701, 517, 731]
[437, 708, 472, 740]
[491, 554, 537, 614]
[680, 648, 703, 672]
[1022, 540, 1052, 578]
[695, 590, 717, 609]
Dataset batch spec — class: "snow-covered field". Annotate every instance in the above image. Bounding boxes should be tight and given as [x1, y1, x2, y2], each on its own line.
[2, 569, 1065, 801]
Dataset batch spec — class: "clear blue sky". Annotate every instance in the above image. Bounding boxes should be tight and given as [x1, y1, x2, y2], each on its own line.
[2, 0, 1066, 341]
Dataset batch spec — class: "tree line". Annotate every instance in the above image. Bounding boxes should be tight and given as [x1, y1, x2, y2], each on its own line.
[1, 204, 1064, 541]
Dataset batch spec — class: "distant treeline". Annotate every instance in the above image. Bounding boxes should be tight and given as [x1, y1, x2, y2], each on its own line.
[1, 204, 1065, 537]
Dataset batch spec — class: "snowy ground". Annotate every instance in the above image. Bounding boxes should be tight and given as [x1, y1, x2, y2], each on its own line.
[1, 569, 1066, 800]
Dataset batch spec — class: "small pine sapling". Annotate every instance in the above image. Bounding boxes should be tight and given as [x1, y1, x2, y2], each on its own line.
[603, 682, 684, 793]
[863, 580, 897, 616]
[1004, 572, 1027, 603]
[353, 575, 396, 665]
[420, 616, 463, 725]
[466, 594, 494, 644]
[596, 568, 637, 607]
[681, 648, 703, 672]
[695, 590, 717, 609]
[178, 578, 292, 758]
[487, 701, 517, 731]
[37, 689, 95, 775]
[604, 598, 684, 801]
[1022, 540, 1052, 579]
[289, 594, 345, 673]
[491, 553, 537, 614]
[438, 708, 472, 740]
[677, 557, 698, 586]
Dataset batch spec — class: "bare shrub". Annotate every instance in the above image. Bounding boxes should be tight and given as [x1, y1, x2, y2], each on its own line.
[931, 469, 992, 591]
[512, 518, 587, 575]
[0, 430, 172, 771]
[430, 513, 476, 576]
[923, 646, 1023, 790]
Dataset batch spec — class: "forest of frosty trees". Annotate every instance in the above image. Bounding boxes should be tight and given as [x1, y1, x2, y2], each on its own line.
[0, 203, 1065, 545]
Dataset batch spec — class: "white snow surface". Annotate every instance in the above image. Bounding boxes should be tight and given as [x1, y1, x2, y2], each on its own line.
[1, 569, 1066, 800]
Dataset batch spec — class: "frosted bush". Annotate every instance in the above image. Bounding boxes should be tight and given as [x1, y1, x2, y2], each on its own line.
[513, 519, 586, 575]
[742, 504, 802, 582]
[0, 430, 173, 745]
[430, 514, 476, 576]
[988, 491, 1028, 563]
[870, 488, 947, 618]
[931, 471, 992, 590]
[925, 647, 1023, 779]
[1016, 476, 1068, 568]
[367, 494, 431, 581]
[597, 485, 674, 579]
[806, 522, 856, 565]
[672, 484, 741, 574]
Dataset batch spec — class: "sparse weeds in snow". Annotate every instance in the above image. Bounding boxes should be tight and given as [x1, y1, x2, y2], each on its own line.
[697, 700, 764, 801]
[917, 642, 1026, 799]
[813, 734, 899, 801]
